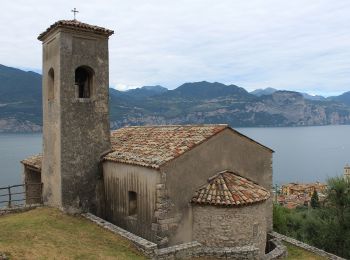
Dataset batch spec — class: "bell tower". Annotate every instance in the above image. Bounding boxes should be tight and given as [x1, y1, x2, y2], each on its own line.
[38, 20, 114, 212]
[344, 164, 350, 182]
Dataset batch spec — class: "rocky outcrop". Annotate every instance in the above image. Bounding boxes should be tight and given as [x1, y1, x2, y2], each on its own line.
[110, 91, 350, 129]
[0, 118, 42, 133]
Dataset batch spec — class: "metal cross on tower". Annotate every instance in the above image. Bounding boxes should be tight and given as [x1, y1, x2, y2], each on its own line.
[71, 8, 79, 20]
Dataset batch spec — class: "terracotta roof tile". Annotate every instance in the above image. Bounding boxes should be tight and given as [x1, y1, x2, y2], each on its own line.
[21, 124, 271, 171]
[38, 20, 114, 40]
[105, 124, 228, 168]
[21, 154, 42, 171]
[191, 170, 270, 207]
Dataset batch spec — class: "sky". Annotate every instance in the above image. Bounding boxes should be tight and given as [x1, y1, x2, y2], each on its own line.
[1, 0, 350, 96]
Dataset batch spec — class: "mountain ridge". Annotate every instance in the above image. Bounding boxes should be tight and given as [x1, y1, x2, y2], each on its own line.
[1, 64, 350, 132]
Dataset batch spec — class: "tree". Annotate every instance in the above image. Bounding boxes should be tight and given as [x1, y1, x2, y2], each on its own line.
[310, 190, 320, 208]
[324, 176, 350, 257]
[273, 177, 350, 258]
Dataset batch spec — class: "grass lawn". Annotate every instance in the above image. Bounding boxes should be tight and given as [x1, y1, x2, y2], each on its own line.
[0, 207, 146, 260]
[283, 242, 327, 260]
[0, 207, 331, 260]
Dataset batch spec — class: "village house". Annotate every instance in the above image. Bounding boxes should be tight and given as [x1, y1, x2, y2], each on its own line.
[20, 19, 274, 257]
[281, 182, 326, 197]
[344, 164, 350, 181]
[278, 182, 327, 208]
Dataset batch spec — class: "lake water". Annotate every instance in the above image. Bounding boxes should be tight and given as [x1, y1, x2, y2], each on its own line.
[0, 125, 349, 187]
[0, 133, 42, 187]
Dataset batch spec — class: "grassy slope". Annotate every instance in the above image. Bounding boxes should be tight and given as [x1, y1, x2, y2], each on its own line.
[284, 242, 327, 260]
[0, 207, 145, 260]
[0, 207, 328, 260]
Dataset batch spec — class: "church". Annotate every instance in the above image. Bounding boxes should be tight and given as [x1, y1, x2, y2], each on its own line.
[21, 19, 273, 257]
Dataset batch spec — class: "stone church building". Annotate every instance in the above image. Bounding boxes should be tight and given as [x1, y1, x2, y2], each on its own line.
[21, 20, 274, 257]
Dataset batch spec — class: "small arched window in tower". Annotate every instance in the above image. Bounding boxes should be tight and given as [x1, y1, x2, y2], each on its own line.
[75, 66, 93, 98]
[48, 68, 54, 101]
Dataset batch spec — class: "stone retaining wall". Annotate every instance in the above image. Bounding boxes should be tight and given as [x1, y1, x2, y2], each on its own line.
[82, 213, 288, 260]
[196, 246, 259, 260]
[0, 204, 41, 216]
[155, 241, 202, 259]
[0, 253, 8, 260]
[155, 243, 260, 260]
[270, 232, 346, 260]
[263, 237, 287, 260]
[82, 213, 158, 257]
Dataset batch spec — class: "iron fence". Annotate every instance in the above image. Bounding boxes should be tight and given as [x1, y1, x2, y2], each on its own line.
[0, 183, 42, 208]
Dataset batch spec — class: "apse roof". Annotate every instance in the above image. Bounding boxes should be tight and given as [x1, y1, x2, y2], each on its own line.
[191, 170, 270, 207]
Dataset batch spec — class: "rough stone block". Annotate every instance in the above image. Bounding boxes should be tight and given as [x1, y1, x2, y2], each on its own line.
[156, 189, 166, 198]
[159, 237, 169, 247]
[168, 223, 178, 231]
[156, 184, 165, 190]
[158, 217, 177, 225]
[160, 224, 169, 231]
[151, 223, 160, 231]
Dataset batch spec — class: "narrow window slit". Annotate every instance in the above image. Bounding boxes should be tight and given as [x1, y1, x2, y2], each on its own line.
[128, 191, 137, 216]
[48, 68, 54, 101]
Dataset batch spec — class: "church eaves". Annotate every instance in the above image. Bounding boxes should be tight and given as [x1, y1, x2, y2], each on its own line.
[38, 20, 114, 41]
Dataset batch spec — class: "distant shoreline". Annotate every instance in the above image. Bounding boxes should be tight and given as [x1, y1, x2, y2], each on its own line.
[2, 122, 350, 134]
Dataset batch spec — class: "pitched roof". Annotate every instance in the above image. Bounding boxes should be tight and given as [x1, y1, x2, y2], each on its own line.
[21, 154, 42, 171]
[21, 124, 273, 170]
[105, 125, 228, 168]
[38, 20, 114, 41]
[191, 170, 270, 207]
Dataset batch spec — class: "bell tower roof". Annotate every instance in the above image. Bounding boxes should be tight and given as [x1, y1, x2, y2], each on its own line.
[38, 20, 114, 41]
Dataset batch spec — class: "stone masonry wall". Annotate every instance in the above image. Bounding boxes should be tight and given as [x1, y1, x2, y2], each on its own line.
[193, 202, 267, 258]
[263, 236, 287, 260]
[24, 168, 42, 204]
[82, 212, 290, 260]
[83, 212, 261, 259]
[161, 128, 274, 242]
[152, 173, 183, 247]
[270, 232, 346, 260]
[0, 204, 41, 216]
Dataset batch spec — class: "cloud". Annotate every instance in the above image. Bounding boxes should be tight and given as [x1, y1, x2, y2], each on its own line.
[1, 0, 350, 96]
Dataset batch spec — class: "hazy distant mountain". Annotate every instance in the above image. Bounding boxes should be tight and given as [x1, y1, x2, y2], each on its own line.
[0, 64, 42, 132]
[140, 85, 168, 93]
[301, 93, 326, 101]
[1, 64, 350, 132]
[329, 91, 350, 106]
[251, 87, 326, 101]
[109, 87, 350, 129]
[251, 87, 277, 96]
[125, 85, 168, 99]
[0, 64, 41, 103]
[159, 81, 252, 100]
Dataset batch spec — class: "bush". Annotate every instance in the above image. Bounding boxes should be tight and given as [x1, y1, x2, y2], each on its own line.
[273, 176, 350, 258]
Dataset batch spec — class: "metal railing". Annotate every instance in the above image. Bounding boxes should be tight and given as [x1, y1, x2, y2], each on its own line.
[0, 183, 42, 208]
